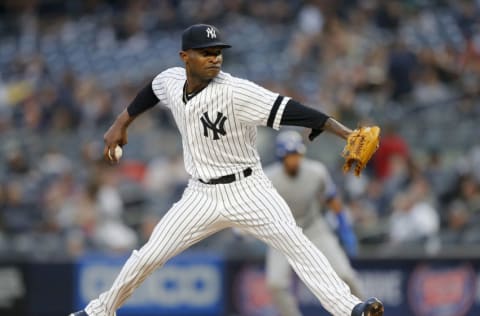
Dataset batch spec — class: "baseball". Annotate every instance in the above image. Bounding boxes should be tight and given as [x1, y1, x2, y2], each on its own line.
[109, 145, 123, 160]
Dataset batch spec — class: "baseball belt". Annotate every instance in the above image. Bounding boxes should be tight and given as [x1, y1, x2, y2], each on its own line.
[199, 167, 252, 185]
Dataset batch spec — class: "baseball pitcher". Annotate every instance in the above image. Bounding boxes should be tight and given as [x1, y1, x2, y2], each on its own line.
[69, 24, 382, 316]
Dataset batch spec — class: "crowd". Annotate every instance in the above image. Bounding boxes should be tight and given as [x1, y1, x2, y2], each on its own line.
[1, 0, 480, 259]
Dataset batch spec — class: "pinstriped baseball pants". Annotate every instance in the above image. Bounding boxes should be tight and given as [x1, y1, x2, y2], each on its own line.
[85, 171, 361, 316]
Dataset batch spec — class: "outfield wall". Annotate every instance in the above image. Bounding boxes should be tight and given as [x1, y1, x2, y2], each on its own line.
[1, 252, 479, 316]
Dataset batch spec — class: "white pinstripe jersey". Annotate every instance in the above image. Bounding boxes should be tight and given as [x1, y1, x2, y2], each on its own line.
[265, 158, 335, 228]
[151, 67, 290, 181]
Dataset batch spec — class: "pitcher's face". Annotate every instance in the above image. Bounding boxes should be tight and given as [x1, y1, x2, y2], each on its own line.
[181, 47, 223, 80]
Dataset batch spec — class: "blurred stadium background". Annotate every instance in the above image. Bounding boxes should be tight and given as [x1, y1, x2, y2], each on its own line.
[1, 0, 480, 315]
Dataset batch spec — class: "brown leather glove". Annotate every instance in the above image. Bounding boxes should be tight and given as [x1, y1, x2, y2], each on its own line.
[342, 126, 381, 176]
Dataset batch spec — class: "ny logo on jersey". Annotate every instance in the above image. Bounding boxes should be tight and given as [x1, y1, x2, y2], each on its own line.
[200, 111, 227, 140]
[206, 27, 217, 39]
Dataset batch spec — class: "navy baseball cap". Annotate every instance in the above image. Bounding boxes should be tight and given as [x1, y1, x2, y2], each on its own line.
[181, 24, 232, 50]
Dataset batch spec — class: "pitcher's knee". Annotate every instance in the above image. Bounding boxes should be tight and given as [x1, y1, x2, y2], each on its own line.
[133, 249, 166, 272]
[276, 227, 311, 248]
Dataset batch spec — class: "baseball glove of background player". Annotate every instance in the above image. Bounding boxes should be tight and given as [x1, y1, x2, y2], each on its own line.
[342, 126, 381, 176]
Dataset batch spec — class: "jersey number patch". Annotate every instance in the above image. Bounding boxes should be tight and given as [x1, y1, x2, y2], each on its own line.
[200, 112, 227, 140]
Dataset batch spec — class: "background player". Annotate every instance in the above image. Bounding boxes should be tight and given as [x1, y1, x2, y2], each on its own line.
[70, 23, 383, 316]
[265, 130, 363, 316]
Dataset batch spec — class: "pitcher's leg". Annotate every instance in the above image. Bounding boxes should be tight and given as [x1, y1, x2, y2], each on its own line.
[231, 179, 361, 316]
[253, 222, 360, 316]
[266, 247, 303, 316]
[85, 189, 225, 316]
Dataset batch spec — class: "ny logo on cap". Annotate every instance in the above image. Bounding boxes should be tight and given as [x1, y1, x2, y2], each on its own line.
[206, 27, 217, 39]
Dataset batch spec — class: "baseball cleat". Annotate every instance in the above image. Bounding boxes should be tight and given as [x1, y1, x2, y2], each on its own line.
[69, 310, 88, 316]
[351, 297, 384, 316]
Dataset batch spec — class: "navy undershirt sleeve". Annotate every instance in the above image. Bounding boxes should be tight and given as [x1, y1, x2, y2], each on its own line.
[280, 99, 330, 140]
[280, 99, 330, 129]
[126, 81, 159, 117]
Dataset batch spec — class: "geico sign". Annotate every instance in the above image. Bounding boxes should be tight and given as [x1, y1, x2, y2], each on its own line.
[80, 264, 221, 307]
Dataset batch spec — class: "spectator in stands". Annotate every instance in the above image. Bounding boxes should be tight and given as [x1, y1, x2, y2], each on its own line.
[387, 39, 418, 101]
[92, 168, 138, 253]
[374, 2, 402, 31]
[389, 176, 439, 244]
[439, 199, 471, 245]
[143, 151, 189, 209]
[423, 147, 453, 199]
[458, 175, 480, 214]
[412, 66, 455, 105]
[1, 0, 480, 258]
[466, 145, 480, 184]
[373, 121, 410, 180]
[2, 179, 40, 234]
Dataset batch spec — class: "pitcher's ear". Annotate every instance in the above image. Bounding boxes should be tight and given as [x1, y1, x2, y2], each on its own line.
[179, 50, 188, 62]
